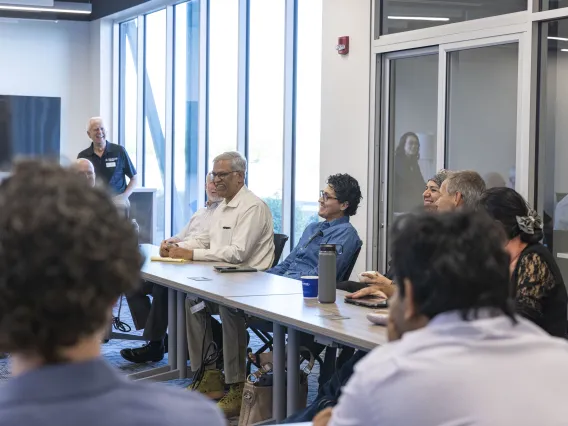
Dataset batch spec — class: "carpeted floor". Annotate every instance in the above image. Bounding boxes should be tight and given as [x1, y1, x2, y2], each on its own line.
[0, 296, 320, 424]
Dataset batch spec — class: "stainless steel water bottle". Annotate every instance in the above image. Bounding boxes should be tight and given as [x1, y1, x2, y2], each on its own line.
[318, 244, 337, 303]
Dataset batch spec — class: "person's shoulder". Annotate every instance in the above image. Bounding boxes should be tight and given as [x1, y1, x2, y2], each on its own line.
[77, 146, 92, 158]
[107, 142, 125, 153]
[123, 382, 226, 425]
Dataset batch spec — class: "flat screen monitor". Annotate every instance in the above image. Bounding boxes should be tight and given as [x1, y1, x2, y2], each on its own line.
[0, 95, 61, 170]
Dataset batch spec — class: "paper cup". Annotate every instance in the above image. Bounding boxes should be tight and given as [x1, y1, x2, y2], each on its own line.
[301, 276, 318, 298]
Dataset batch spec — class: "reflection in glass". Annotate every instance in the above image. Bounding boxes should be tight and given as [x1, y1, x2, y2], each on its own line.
[538, 18, 568, 262]
[293, 0, 323, 246]
[247, 0, 286, 233]
[445, 44, 518, 193]
[143, 9, 167, 242]
[541, 0, 568, 11]
[119, 19, 138, 168]
[380, 0, 526, 35]
[388, 54, 438, 216]
[208, 0, 239, 167]
[173, 2, 200, 235]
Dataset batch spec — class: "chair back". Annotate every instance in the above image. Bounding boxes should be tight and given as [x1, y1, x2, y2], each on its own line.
[341, 246, 361, 281]
[272, 233, 289, 268]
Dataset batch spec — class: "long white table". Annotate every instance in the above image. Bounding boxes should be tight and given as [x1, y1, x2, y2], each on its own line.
[133, 244, 387, 423]
[132, 244, 303, 382]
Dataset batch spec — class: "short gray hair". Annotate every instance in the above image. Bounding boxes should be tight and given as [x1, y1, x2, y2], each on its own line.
[445, 170, 486, 210]
[86, 117, 105, 131]
[213, 151, 247, 175]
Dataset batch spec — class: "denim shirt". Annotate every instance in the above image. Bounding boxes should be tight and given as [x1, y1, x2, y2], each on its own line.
[268, 216, 362, 281]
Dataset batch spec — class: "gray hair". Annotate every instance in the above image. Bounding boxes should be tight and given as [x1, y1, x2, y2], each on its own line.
[428, 169, 450, 188]
[86, 117, 105, 131]
[445, 170, 486, 210]
[213, 151, 247, 175]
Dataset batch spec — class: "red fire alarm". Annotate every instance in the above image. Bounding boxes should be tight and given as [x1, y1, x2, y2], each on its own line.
[336, 36, 349, 55]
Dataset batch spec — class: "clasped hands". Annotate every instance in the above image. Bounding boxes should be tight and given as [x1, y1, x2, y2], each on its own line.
[159, 238, 194, 261]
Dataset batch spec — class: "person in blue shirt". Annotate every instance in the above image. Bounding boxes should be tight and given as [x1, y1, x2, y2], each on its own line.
[268, 173, 363, 281]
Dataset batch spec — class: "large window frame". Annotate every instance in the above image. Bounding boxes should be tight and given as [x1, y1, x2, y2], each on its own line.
[114, 0, 322, 253]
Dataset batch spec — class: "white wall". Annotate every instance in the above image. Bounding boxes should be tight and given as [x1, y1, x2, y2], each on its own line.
[320, 0, 371, 276]
[0, 19, 94, 163]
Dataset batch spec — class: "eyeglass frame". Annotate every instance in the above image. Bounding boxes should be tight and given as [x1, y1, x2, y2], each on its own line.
[319, 190, 339, 202]
[208, 170, 239, 181]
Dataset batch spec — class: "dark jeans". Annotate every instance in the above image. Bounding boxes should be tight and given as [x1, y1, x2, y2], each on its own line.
[282, 350, 368, 423]
[125, 282, 169, 342]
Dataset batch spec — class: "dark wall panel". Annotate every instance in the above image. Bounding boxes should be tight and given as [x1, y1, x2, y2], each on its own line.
[91, 0, 151, 20]
[0, 95, 61, 170]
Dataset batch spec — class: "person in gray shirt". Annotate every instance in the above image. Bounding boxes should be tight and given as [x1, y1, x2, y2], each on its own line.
[0, 161, 225, 426]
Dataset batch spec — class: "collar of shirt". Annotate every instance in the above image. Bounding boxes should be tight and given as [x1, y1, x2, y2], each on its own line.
[206, 200, 221, 210]
[427, 308, 509, 328]
[85, 141, 112, 157]
[223, 185, 250, 209]
[321, 216, 350, 229]
[0, 358, 122, 405]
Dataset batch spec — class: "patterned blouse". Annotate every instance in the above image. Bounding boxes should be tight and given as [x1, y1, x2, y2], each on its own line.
[513, 244, 567, 338]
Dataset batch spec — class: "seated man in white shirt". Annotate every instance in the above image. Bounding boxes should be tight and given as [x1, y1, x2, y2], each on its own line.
[120, 175, 223, 364]
[317, 210, 568, 426]
[167, 151, 274, 418]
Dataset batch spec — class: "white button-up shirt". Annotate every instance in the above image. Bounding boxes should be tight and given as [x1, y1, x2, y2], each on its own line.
[174, 201, 220, 241]
[179, 186, 274, 270]
[330, 312, 568, 426]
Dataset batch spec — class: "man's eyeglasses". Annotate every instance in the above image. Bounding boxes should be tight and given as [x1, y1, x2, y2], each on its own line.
[319, 190, 338, 202]
[209, 171, 236, 181]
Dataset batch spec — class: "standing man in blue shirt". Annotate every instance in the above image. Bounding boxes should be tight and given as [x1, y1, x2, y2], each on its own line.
[77, 117, 138, 206]
[268, 173, 363, 281]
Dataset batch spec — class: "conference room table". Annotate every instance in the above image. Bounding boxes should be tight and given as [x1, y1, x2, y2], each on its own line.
[133, 244, 388, 422]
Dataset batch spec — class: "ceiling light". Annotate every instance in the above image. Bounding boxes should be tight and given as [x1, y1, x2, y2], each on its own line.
[549, 37, 568, 42]
[0, 2, 91, 14]
[561, 49, 568, 52]
[388, 15, 450, 22]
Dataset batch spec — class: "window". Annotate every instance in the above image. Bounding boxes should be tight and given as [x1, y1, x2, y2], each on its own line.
[118, 19, 138, 168]
[207, 0, 239, 168]
[247, 0, 286, 234]
[388, 53, 438, 217]
[293, 0, 322, 245]
[143, 9, 167, 243]
[115, 0, 325, 253]
[380, 0, 526, 35]
[537, 18, 568, 272]
[541, 0, 568, 11]
[445, 44, 518, 188]
[172, 2, 200, 235]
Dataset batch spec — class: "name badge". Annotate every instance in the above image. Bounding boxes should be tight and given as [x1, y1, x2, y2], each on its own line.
[106, 162, 116, 168]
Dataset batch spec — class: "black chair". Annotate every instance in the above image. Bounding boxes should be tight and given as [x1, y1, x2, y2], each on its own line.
[246, 234, 289, 369]
[272, 233, 289, 268]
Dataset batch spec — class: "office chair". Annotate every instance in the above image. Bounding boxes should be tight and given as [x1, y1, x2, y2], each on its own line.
[272, 233, 289, 267]
[246, 234, 289, 368]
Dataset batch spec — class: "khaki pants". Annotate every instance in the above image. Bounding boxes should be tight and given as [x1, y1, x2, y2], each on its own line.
[185, 298, 248, 384]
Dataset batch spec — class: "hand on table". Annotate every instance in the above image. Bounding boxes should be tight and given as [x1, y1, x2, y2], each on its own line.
[346, 286, 388, 300]
[313, 407, 333, 426]
[160, 237, 182, 256]
[168, 246, 193, 261]
[357, 271, 396, 298]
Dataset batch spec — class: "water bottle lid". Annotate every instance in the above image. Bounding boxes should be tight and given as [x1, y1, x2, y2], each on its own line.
[320, 244, 336, 252]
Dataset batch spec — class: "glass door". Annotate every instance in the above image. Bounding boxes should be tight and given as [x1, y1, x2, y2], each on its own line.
[377, 48, 439, 270]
